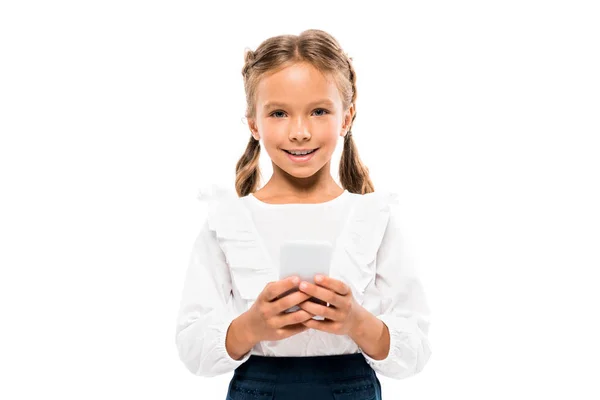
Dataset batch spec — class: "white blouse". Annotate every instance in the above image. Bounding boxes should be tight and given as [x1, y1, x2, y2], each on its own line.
[175, 184, 432, 380]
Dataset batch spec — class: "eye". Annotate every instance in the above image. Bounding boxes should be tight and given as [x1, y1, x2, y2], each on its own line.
[313, 108, 329, 116]
[270, 110, 286, 118]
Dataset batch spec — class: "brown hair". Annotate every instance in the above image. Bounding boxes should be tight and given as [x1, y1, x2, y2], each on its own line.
[235, 29, 375, 197]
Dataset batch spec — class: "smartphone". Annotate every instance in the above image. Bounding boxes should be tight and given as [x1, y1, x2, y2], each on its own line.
[277, 240, 333, 320]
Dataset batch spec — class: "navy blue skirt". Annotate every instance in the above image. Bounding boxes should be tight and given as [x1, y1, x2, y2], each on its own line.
[226, 353, 382, 400]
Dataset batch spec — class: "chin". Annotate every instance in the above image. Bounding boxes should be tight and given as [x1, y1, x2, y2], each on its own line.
[278, 166, 317, 179]
[287, 170, 318, 179]
[271, 159, 317, 178]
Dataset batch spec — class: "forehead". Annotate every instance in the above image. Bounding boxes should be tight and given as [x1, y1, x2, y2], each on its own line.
[256, 62, 341, 106]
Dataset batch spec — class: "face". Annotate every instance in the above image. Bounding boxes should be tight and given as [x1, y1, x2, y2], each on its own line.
[248, 62, 353, 182]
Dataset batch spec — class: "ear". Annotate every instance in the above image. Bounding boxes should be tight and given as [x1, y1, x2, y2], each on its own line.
[247, 118, 260, 141]
[340, 104, 355, 137]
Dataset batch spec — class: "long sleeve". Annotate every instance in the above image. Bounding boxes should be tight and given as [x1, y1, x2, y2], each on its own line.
[360, 202, 433, 379]
[175, 218, 252, 377]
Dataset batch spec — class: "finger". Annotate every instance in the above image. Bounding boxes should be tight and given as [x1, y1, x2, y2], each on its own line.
[263, 276, 300, 302]
[314, 275, 350, 296]
[302, 318, 335, 333]
[278, 323, 309, 338]
[299, 281, 343, 308]
[273, 290, 312, 314]
[307, 296, 328, 307]
[297, 300, 341, 321]
[275, 309, 315, 327]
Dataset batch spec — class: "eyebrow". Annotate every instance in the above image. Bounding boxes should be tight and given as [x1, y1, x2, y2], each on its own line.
[263, 99, 335, 111]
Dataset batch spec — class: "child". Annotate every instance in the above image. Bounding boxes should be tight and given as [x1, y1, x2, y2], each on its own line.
[175, 29, 432, 399]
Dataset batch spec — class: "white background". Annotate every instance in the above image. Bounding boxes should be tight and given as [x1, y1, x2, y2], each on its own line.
[1, 0, 599, 399]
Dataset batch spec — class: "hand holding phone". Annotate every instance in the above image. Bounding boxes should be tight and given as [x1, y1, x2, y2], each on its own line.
[277, 240, 333, 319]
[244, 276, 314, 344]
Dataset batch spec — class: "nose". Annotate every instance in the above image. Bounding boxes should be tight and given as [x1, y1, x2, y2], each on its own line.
[288, 116, 311, 141]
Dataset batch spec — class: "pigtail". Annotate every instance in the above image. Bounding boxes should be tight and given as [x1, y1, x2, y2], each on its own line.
[340, 134, 375, 194]
[234, 48, 263, 198]
[235, 135, 262, 197]
[339, 55, 375, 194]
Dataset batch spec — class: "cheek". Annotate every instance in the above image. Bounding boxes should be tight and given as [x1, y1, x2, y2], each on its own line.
[313, 118, 339, 133]
[313, 120, 343, 145]
[259, 120, 285, 140]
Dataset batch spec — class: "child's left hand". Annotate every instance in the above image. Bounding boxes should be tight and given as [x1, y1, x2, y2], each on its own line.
[296, 274, 367, 336]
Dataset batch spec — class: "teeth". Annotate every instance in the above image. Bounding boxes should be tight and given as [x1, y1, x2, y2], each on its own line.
[289, 149, 314, 155]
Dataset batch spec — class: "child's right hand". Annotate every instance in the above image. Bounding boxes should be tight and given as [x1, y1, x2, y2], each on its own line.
[246, 276, 315, 343]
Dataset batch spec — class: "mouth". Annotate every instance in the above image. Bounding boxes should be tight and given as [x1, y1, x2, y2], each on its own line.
[282, 148, 318, 155]
[283, 148, 319, 162]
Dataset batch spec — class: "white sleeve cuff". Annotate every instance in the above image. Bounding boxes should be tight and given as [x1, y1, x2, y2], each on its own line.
[359, 314, 431, 380]
[213, 315, 253, 370]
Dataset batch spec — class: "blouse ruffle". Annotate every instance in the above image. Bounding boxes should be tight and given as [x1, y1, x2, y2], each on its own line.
[197, 184, 278, 309]
[333, 190, 399, 305]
